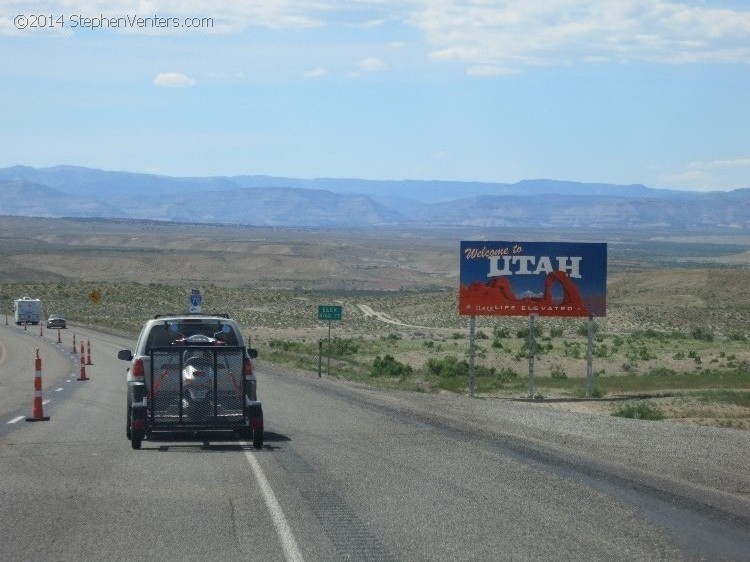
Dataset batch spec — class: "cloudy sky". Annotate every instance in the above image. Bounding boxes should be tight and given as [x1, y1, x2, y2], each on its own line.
[1, 0, 748, 191]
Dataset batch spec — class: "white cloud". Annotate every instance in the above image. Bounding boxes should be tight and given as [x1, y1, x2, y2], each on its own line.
[409, 0, 750, 69]
[303, 67, 328, 78]
[153, 72, 195, 87]
[659, 157, 750, 191]
[689, 158, 750, 170]
[466, 64, 516, 77]
[358, 57, 388, 71]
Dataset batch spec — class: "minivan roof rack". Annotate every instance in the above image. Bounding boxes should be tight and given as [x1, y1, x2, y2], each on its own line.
[153, 313, 230, 319]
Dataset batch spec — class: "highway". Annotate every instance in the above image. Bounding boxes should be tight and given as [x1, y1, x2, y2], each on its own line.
[1, 322, 749, 561]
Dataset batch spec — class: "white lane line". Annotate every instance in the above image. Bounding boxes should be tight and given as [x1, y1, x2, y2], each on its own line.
[243, 446, 304, 562]
[42, 400, 51, 405]
[8, 416, 24, 424]
[55, 387, 64, 392]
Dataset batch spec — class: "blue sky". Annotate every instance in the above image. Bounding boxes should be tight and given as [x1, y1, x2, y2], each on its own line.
[1, 1, 749, 191]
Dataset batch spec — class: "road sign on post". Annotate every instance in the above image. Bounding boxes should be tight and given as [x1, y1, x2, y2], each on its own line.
[318, 305, 342, 321]
[318, 305, 342, 376]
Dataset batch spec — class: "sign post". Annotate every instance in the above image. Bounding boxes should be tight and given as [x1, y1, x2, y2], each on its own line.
[528, 314, 537, 399]
[189, 287, 202, 313]
[586, 315, 594, 397]
[318, 305, 343, 376]
[469, 315, 476, 397]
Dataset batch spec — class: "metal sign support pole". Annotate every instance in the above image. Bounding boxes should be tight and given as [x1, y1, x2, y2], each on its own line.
[327, 320, 332, 377]
[586, 315, 594, 397]
[469, 315, 476, 397]
[318, 339, 322, 377]
[528, 314, 536, 399]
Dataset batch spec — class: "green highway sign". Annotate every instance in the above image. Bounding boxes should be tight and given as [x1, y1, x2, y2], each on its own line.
[318, 305, 343, 321]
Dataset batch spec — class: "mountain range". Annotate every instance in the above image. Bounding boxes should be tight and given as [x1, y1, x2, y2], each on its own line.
[0, 165, 747, 231]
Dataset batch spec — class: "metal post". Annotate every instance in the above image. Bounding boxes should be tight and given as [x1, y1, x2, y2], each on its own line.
[528, 314, 536, 399]
[318, 339, 323, 377]
[469, 315, 476, 397]
[586, 315, 594, 397]
[327, 320, 331, 377]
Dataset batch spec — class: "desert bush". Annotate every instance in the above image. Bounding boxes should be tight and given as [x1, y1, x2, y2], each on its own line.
[329, 337, 360, 356]
[577, 321, 599, 337]
[493, 326, 510, 339]
[496, 367, 519, 382]
[426, 356, 498, 378]
[475, 330, 489, 340]
[728, 331, 748, 342]
[647, 366, 677, 377]
[563, 341, 582, 359]
[381, 333, 401, 343]
[691, 325, 714, 342]
[612, 401, 665, 421]
[371, 354, 413, 378]
[427, 356, 469, 378]
[550, 364, 567, 379]
[517, 324, 542, 339]
[550, 326, 564, 338]
[269, 339, 306, 352]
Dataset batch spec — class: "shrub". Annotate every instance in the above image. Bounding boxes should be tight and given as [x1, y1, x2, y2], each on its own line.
[371, 354, 413, 378]
[577, 321, 599, 337]
[728, 331, 748, 342]
[550, 364, 567, 379]
[427, 356, 469, 378]
[691, 325, 714, 342]
[493, 326, 510, 339]
[612, 402, 665, 421]
[269, 339, 305, 352]
[381, 333, 402, 343]
[550, 326, 564, 338]
[329, 337, 360, 355]
[496, 367, 519, 382]
[517, 324, 542, 339]
[476, 330, 489, 340]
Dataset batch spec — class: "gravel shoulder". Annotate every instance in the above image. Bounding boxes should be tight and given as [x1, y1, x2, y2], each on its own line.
[258, 359, 750, 520]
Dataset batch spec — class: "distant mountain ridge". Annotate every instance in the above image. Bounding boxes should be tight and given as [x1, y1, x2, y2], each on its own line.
[0, 165, 747, 230]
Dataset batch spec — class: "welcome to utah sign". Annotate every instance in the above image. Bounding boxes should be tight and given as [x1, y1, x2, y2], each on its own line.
[459, 241, 607, 317]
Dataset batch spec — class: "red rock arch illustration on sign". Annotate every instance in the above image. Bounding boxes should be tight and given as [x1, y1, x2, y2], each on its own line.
[543, 271, 586, 309]
[460, 271, 589, 316]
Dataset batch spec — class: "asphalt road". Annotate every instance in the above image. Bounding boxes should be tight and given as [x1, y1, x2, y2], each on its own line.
[1, 322, 748, 561]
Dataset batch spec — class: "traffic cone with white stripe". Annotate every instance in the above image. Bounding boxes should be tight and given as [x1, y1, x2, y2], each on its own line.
[78, 354, 89, 381]
[26, 349, 50, 422]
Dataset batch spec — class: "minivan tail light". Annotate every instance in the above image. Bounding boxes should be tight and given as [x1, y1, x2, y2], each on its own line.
[132, 358, 145, 379]
[244, 359, 254, 378]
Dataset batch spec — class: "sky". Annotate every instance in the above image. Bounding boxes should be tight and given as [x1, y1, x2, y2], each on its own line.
[1, 1, 749, 192]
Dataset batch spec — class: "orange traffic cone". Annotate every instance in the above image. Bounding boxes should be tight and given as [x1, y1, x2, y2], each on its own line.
[86, 338, 93, 365]
[26, 349, 50, 422]
[72, 332, 77, 354]
[78, 355, 89, 381]
[39, 323, 43, 337]
[57, 328, 61, 344]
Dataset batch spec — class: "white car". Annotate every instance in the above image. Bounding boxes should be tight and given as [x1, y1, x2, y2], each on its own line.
[118, 313, 262, 450]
